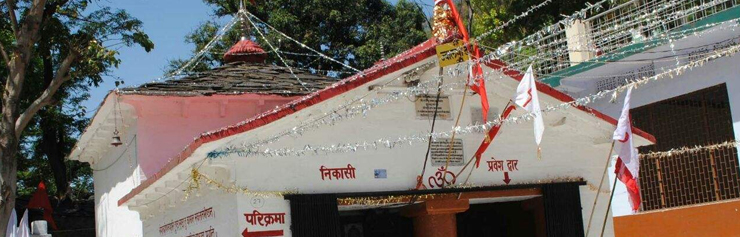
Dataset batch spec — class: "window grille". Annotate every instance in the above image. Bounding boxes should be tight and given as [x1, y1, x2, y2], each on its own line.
[631, 84, 740, 211]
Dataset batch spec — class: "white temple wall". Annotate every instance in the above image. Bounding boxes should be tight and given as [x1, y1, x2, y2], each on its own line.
[203, 62, 636, 237]
[93, 123, 144, 237]
[236, 194, 292, 237]
[141, 190, 239, 237]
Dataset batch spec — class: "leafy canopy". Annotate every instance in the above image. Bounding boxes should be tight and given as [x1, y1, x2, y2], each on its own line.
[471, 0, 600, 46]
[1, 0, 153, 199]
[170, 0, 429, 76]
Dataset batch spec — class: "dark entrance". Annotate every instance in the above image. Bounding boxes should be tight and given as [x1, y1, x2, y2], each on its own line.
[287, 182, 585, 237]
[337, 198, 546, 237]
[339, 208, 414, 237]
[457, 197, 545, 237]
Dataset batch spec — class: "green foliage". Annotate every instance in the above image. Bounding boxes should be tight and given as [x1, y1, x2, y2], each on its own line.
[1, 0, 153, 199]
[170, 0, 429, 76]
[17, 104, 92, 198]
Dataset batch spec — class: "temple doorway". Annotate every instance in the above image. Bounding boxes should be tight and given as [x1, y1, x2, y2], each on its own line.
[457, 197, 545, 237]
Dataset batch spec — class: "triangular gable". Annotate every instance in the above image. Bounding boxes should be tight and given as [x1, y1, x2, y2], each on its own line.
[119, 39, 655, 206]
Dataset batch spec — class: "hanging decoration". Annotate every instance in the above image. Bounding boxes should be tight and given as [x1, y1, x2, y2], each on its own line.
[117, 0, 734, 92]
[206, 21, 739, 160]
[242, 11, 310, 91]
[111, 94, 124, 147]
[171, 16, 241, 77]
[119, 17, 739, 95]
[434, 0, 490, 124]
[472, 104, 517, 167]
[468, 46, 489, 123]
[185, 168, 295, 198]
[243, 11, 361, 73]
[208, 42, 740, 158]
[475, 0, 555, 40]
[143, 140, 740, 208]
[338, 194, 439, 206]
[640, 140, 740, 159]
[337, 177, 585, 206]
[437, 0, 605, 63]
[487, 0, 737, 74]
[432, 1, 456, 42]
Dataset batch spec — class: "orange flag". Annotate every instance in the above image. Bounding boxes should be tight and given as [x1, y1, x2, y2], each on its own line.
[434, 0, 490, 123]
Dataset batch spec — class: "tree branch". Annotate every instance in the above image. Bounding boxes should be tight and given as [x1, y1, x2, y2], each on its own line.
[43, 0, 70, 19]
[5, 0, 19, 36]
[0, 42, 9, 68]
[16, 0, 47, 52]
[14, 50, 78, 137]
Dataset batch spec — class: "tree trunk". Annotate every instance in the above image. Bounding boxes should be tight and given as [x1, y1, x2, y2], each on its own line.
[0, 20, 37, 233]
[0, 64, 23, 236]
[41, 111, 69, 198]
[1, 0, 57, 233]
[40, 50, 70, 198]
[0, 143, 18, 236]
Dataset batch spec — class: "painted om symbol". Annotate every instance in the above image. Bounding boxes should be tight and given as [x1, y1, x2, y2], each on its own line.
[428, 166, 457, 188]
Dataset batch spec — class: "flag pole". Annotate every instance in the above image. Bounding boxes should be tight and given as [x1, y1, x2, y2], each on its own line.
[600, 177, 619, 237]
[585, 140, 615, 236]
[442, 84, 469, 186]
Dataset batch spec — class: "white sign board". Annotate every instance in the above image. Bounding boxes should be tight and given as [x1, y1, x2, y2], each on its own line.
[415, 95, 452, 120]
[430, 138, 465, 166]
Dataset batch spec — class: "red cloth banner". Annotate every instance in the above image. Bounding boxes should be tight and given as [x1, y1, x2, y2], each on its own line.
[473, 104, 517, 167]
[27, 181, 57, 230]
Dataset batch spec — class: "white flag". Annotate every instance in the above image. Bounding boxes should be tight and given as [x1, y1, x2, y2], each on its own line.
[16, 210, 29, 237]
[5, 208, 16, 237]
[613, 87, 639, 177]
[613, 86, 641, 211]
[513, 65, 545, 156]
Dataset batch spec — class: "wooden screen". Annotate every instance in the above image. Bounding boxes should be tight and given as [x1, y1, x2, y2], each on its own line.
[542, 183, 585, 237]
[632, 84, 740, 211]
[287, 194, 341, 237]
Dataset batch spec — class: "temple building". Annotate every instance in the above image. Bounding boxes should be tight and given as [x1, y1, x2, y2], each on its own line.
[69, 0, 740, 236]
[70, 26, 658, 237]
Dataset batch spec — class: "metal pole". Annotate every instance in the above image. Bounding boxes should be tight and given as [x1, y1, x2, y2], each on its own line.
[409, 66, 445, 205]
[585, 141, 615, 236]
[600, 177, 619, 237]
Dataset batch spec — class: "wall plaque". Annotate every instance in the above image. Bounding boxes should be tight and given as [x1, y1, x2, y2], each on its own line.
[470, 106, 499, 125]
[415, 94, 452, 120]
[430, 138, 464, 166]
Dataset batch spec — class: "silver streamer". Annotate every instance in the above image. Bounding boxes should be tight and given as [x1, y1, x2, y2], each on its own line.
[208, 43, 740, 158]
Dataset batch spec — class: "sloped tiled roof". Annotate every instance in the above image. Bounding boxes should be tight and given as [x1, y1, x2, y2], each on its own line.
[119, 62, 336, 96]
[223, 38, 268, 63]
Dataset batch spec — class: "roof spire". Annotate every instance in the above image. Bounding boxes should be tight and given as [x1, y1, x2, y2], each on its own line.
[238, 0, 250, 38]
[224, 0, 267, 63]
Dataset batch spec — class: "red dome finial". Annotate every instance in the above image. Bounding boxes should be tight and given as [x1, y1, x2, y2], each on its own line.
[223, 37, 267, 63]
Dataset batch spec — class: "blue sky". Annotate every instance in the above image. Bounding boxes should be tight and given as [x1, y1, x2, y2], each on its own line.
[84, 0, 216, 111]
[83, 0, 430, 113]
